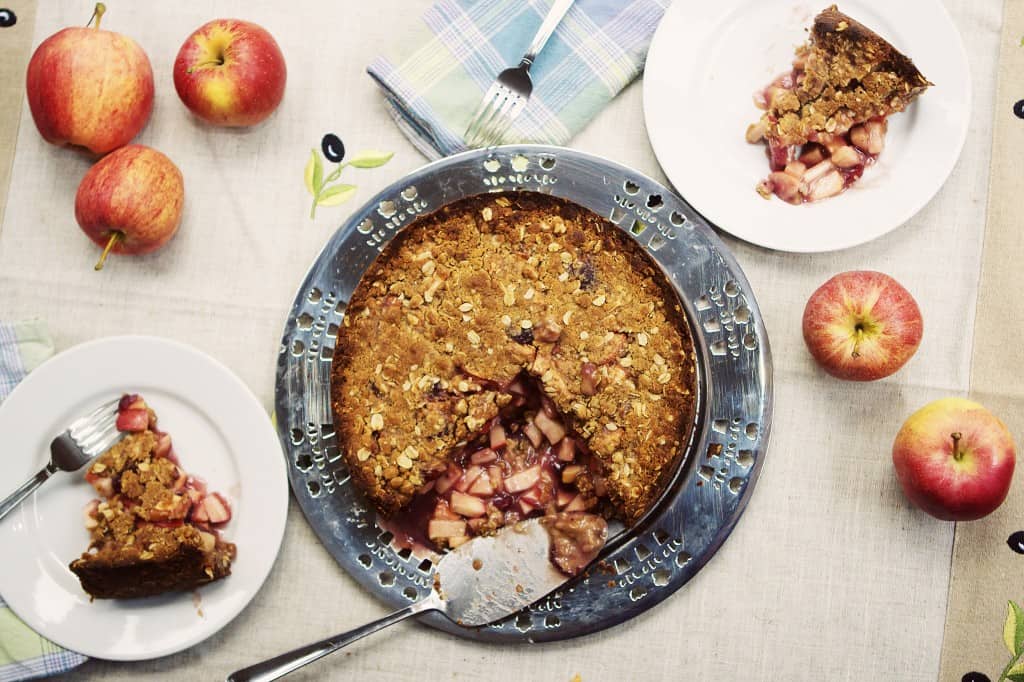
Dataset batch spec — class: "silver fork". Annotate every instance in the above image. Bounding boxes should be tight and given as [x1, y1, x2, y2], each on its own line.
[463, 0, 575, 148]
[0, 398, 124, 521]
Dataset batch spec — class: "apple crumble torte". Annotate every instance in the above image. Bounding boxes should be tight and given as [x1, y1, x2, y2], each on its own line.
[330, 191, 698, 553]
[70, 394, 235, 599]
[747, 5, 931, 203]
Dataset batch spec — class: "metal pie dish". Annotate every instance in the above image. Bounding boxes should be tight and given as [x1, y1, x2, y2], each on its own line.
[275, 145, 773, 643]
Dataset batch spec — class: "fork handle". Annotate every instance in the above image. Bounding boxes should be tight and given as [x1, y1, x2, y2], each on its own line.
[521, 0, 575, 67]
[0, 464, 55, 522]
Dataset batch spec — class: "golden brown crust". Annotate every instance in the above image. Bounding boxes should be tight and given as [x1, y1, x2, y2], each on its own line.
[763, 4, 931, 147]
[331, 192, 697, 523]
[812, 6, 930, 88]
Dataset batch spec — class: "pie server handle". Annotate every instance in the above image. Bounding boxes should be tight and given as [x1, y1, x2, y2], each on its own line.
[225, 591, 444, 681]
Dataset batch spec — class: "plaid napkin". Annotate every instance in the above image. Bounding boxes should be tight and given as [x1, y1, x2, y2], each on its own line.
[368, 0, 669, 158]
[0, 321, 87, 681]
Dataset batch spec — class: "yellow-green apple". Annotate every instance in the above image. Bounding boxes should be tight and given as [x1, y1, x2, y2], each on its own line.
[802, 271, 923, 381]
[74, 144, 184, 270]
[892, 398, 1016, 521]
[173, 19, 286, 127]
[25, 3, 153, 154]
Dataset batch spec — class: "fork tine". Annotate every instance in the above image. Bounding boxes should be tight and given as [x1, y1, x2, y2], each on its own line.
[75, 419, 119, 455]
[472, 100, 506, 147]
[462, 84, 501, 146]
[464, 84, 503, 146]
[469, 91, 512, 147]
[466, 84, 517, 147]
[71, 410, 118, 442]
[477, 93, 520, 147]
[68, 397, 120, 433]
[85, 429, 124, 458]
[78, 419, 119, 452]
[488, 97, 525, 145]
[492, 92, 522, 132]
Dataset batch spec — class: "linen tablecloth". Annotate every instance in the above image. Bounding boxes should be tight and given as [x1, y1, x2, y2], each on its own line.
[0, 1, 1016, 680]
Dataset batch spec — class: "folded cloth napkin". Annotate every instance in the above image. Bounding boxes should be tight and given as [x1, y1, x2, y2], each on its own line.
[368, 0, 669, 159]
[0, 321, 86, 681]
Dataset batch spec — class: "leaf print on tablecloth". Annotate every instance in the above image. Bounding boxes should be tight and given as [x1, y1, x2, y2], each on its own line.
[347, 150, 394, 168]
[1007, 602, 1024, 655]
[305, 150, 323, 196]
[316, 184, 357, 207]
[997, 601, 1024, 682]
[304, 133, 394, 219]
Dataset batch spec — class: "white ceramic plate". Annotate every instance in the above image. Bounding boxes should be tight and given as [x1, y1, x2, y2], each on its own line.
[643, 0, 971, 252]
[0, 336, 287, 660]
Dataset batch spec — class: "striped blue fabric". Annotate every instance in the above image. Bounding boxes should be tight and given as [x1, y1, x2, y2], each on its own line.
[0, 323, 24, 401]
[0, 321, 87, 680]
[368, 0, 669, 158]
[0, 633, 86, 682]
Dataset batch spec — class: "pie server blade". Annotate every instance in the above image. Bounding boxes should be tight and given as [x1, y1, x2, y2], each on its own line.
[433, 517, 566, 626]
[227, 519, 566, 682]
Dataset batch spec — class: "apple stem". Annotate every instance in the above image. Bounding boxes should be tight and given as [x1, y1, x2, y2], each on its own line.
[951, 432, 964, 461]
[87, 2, 106, 29]
[851, 326, 863, 359]
[186, 58, 226, 74]
[94, 232, 121, 271]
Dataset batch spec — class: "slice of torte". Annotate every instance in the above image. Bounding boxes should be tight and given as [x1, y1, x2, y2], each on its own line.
[69, 394, 235, 599]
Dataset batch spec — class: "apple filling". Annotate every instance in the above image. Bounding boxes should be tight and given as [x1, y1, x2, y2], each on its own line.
[542, 511, 608, 577]
[383, 372, 609, 576]
[748, 66, 887, 204]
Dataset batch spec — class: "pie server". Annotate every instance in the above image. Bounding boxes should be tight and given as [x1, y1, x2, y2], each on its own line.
[227, 519, 567, 681]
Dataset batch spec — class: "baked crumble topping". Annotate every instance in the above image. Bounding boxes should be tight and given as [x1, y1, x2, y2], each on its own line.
[331, 191, 697, 550]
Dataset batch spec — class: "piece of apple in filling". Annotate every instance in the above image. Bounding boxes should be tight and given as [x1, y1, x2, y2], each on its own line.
[398, 376, 610, 575]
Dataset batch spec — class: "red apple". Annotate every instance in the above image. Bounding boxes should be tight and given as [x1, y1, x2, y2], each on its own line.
[173, 19, 286, 127]
[74, 144, 185, 270]
[802, 270, 923, 381]
[25, 3, 153, 154]
[893, 398, 1016, 521]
